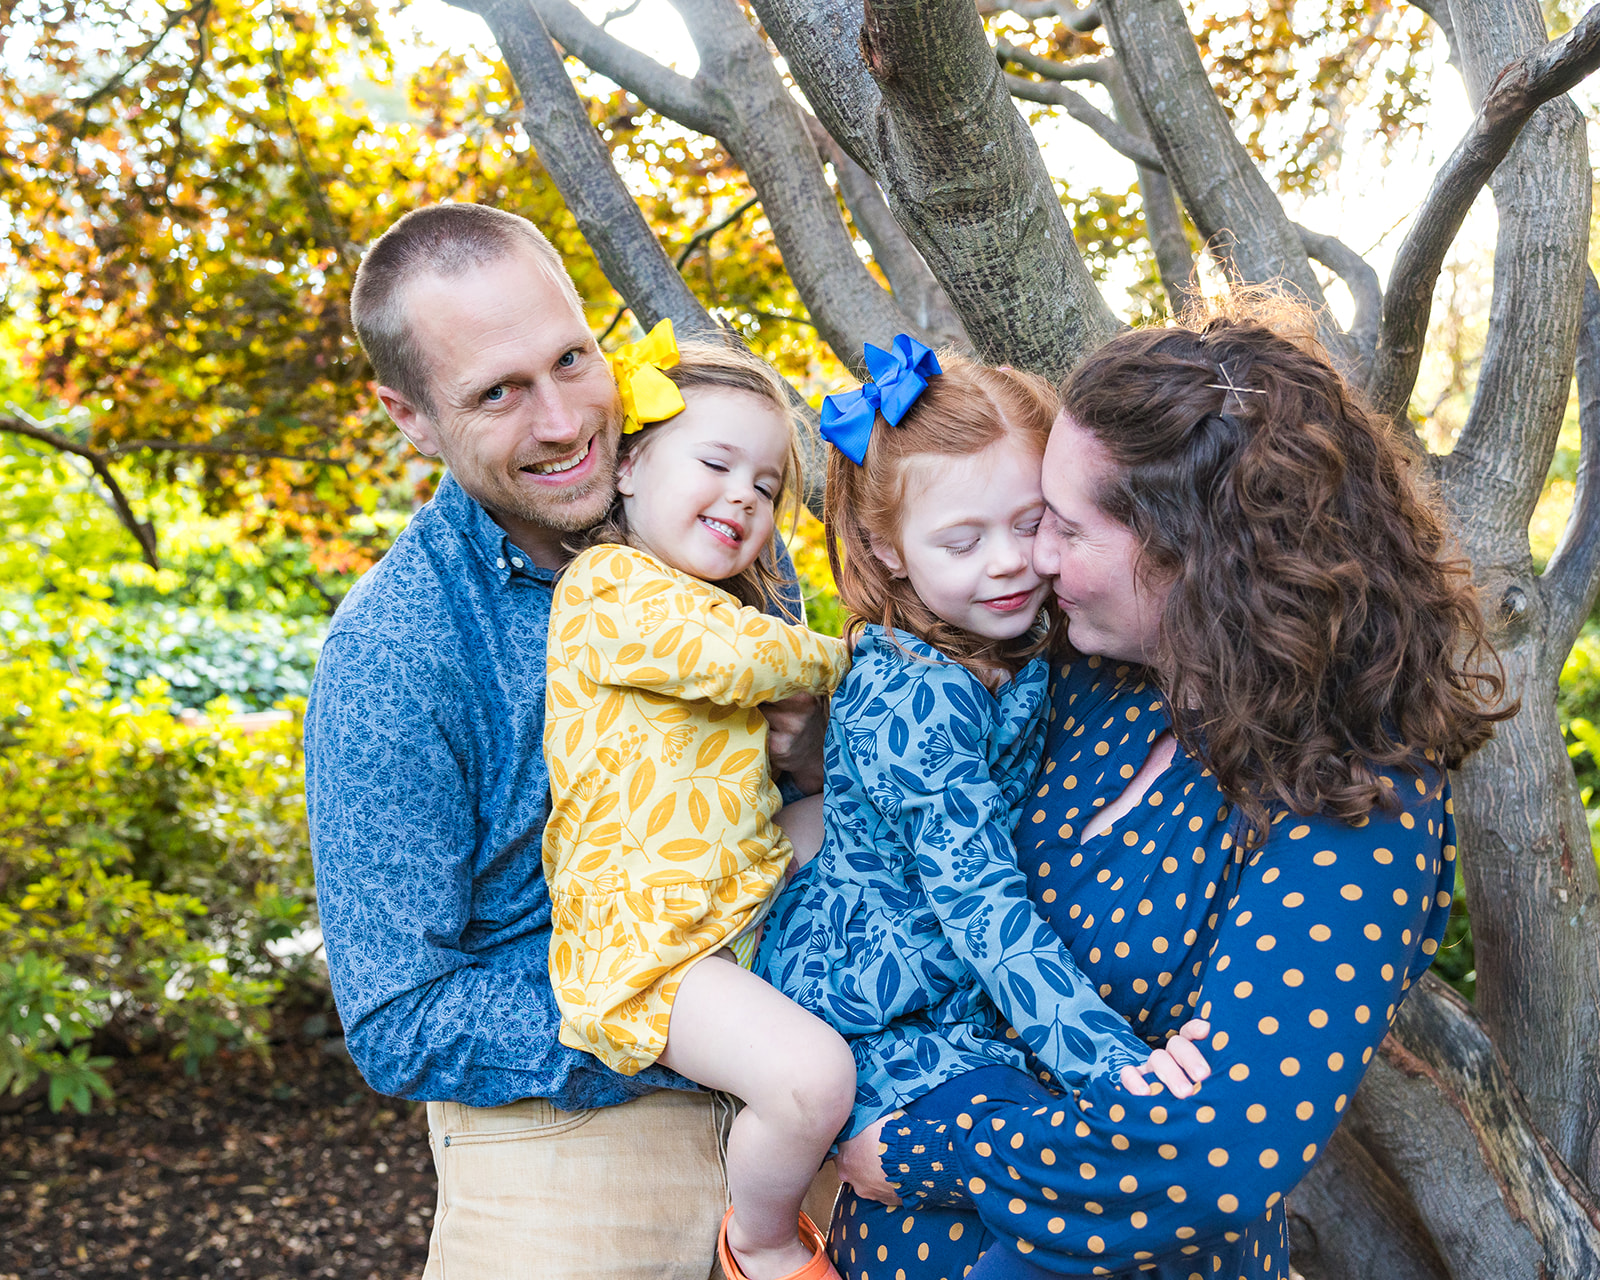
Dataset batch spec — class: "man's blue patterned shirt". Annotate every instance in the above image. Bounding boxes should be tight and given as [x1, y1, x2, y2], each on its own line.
[305, 473, 696, 1109]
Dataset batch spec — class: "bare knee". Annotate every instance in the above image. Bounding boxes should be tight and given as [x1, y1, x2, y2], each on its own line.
[786, 1029, 857, 1144]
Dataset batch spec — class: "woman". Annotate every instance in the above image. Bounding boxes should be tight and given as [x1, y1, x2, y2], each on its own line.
[827, 305, 1507, 1279]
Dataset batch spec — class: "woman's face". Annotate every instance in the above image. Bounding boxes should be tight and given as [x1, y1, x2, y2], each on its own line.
[1034, 413, 1169, 666]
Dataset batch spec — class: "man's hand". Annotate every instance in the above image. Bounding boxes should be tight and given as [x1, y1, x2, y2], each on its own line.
[834, 1115, 901, 1206]
[762, 692, 828, 797]
[1120, 1019, 1212, 1098]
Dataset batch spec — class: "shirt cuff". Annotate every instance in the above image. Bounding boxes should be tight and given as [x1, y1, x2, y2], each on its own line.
[881, 1111, 971, 1209]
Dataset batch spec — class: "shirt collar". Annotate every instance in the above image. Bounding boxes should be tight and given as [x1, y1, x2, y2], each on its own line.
[433, 471, 558, 586]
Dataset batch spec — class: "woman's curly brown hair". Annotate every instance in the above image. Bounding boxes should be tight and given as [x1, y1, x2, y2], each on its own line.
[826, 351, 1059, 685]
[1058, 299, 1511, 836]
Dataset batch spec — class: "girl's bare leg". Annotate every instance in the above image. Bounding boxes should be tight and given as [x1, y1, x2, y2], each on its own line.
[659, 952, 855, 1280]
[773, 793, 825, 867]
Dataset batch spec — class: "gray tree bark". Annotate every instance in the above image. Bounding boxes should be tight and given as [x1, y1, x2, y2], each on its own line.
[1433, 0, 1600, 1190]
[754, 0, 1121, 378]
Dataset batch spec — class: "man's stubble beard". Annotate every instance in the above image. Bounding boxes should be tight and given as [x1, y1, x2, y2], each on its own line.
[502, 422, 620, 535]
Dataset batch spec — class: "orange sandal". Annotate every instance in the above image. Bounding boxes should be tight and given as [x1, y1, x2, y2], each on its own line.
[717, 1207, 841, 1280]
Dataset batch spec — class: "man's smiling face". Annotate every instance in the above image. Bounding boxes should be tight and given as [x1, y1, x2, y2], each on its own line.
[377, 249, 622, 568]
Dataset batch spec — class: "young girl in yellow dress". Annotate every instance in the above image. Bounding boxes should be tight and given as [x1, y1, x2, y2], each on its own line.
[542, 325, 853, 1280]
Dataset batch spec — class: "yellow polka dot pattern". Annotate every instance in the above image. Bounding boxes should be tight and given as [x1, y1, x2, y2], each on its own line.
[542, 544, 849, 1074]
[850, 658, 1459, 1280]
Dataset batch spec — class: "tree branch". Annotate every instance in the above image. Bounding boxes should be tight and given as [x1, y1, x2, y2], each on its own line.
[1004, 72, 1165, 170]
[59, 0, 204, 135]
[668, 0, 920, 368]
[993, 39, 1109, 84]
[758, 0, 1120, 378]
[1368, 2, 1600, 422]
[532, 0, 723, 136]
[0, 410, 160, 570]
[267, 2, 354, 277]
[804, 116, 969, 346]
[1287, 1123, 1451, 1280]
[109, 439, 347, 467]
[979, 0, 1102, 32]
[1096, 0, 1353, 370]
[448, 0, 722, 343]
[1295, 223, 1381, 371]
[1097, 55, 1194, 317]
[1344, 975, 1600, 1274]
[1544, 270, 1600, 655]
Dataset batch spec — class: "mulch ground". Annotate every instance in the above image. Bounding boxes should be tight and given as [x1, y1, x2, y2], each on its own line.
[0, 1036, 436, 1280]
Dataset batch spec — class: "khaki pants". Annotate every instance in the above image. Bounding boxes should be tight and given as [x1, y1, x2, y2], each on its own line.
[420, 1088, 840, 1280]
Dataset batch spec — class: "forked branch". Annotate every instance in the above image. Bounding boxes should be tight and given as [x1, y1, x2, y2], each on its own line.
[533, 0, 722, 135]
[1295, 224, 1381, 369]
[1369, 3, 1600, 420]
[1, 409, 160, 570]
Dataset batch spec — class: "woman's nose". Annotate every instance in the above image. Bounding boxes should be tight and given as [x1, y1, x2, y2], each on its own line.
[1033, 527, 1060, 577]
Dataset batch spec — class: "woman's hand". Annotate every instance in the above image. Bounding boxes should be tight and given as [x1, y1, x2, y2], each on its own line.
[1120, 1019, 1212, 1098]
[834, 1116, 902, 1207]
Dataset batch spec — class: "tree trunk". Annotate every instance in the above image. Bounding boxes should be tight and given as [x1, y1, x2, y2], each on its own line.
[1434, 0, 1600, 1189]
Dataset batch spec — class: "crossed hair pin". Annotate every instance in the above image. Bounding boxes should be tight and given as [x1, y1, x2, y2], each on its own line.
[1206, 363, 1266, 401]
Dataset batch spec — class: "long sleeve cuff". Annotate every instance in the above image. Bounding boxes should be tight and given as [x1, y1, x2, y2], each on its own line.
[882, 1111, 971, 1209]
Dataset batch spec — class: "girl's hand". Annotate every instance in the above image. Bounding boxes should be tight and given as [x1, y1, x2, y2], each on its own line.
[834, 1116, 903, 1207]
[1119, 1019, 1213, 1098]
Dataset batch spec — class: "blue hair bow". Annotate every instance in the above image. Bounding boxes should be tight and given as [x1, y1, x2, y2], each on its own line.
[820, 335, 942, 465]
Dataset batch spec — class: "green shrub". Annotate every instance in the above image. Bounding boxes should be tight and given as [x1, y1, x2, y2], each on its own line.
[4, 603, 325, 712]
[0, 654, 317, 1112]
[1559, 625, 1600, 858]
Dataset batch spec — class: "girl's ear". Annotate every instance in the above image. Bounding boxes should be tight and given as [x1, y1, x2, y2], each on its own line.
[868, 533, 906, 578]
[615, 445, 639, 497]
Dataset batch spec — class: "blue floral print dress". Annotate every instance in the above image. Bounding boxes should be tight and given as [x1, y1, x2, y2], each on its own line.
[759, 626, 1149, 1139]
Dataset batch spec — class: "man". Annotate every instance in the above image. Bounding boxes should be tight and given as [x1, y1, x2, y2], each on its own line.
[305, 203, 822, 1278]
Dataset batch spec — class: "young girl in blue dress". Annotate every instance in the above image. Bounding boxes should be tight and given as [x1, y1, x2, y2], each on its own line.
[758, 341, 1209, 1277]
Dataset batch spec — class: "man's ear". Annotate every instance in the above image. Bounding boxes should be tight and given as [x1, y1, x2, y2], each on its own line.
[868, 533, 905, 578]
[377, 386, 441, 458]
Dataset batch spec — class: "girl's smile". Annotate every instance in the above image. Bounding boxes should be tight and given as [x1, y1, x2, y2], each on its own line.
[872, 437, 1050, 643]
[616, 386, 790, 585]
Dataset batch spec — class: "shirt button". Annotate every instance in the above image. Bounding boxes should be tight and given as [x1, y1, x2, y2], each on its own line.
[511, 558, 524, 569]
[496, 557, 506, 569]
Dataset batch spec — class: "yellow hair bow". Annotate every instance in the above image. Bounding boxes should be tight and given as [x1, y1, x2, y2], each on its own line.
[609, 318, 685, 435]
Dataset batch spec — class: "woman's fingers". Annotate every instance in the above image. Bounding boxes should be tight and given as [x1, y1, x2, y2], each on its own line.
[1177, 1018, 1211, 1042]
[1120, 1064, 1153, 1095]
[835, 1118, 903, 1207]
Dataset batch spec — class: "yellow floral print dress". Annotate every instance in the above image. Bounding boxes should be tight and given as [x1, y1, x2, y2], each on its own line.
[543, 544, 851, 1075]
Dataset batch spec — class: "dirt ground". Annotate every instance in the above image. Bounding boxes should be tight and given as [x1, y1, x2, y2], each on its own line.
[0, 1036, 436, 1280]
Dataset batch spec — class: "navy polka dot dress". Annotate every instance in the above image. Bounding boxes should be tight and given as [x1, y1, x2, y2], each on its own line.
[831, 657, 1457, 1279]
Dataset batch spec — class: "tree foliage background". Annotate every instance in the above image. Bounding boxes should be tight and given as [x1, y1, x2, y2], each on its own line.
[5, 0, 1600, 1276]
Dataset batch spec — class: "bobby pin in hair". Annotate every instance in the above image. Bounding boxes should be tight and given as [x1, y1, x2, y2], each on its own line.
[1206, 363, 1267, 398]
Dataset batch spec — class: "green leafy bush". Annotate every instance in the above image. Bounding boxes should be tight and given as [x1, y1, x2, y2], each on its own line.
[0, 653, 318, 1112]
[6, 603, 325, 712]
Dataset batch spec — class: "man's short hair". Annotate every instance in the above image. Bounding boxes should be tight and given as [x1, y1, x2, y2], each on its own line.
[350, 204, 584, 416]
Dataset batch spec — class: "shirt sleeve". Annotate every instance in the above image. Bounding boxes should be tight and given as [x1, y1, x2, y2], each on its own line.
[884, 770, 1456, 1269]
[852, 665, 1150, 1086]
[555, 547, 849, 708]
[305, 629, 661, 1108]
